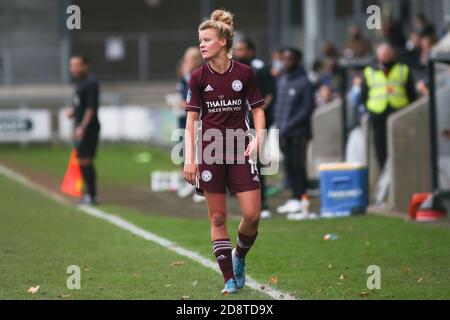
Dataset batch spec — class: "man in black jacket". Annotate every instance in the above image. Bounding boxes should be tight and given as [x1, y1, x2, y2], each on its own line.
[66, 55, 101, 205]
[274, 48, 315, 216]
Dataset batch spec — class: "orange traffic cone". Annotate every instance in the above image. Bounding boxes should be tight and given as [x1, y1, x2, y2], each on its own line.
[60, 149, 84, 198]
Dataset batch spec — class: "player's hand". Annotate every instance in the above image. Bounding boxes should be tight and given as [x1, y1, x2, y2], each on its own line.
[65, 108, 75, 119]
[244, 138, 258, 158]
[75, 126, 85, 142]
[183, 163, 198, 186]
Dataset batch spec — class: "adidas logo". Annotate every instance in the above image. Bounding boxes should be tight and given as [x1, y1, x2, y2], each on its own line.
[204, 84, 214, 92]
[217, 255, 227, 260]
[253, 175, 260, 182]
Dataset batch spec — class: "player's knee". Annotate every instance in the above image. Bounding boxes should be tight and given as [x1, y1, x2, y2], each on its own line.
[210, 211, 227, 227]
[243, 211, 260, 228]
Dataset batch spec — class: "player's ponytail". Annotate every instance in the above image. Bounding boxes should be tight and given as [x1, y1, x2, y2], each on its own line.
[199, 9, 235, 57]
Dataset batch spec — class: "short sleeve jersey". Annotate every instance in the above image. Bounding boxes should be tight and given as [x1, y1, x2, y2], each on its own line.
[185, 60, 264, 134]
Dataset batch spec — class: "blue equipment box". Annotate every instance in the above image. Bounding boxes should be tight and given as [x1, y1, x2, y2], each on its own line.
[319, 163, 368, 216]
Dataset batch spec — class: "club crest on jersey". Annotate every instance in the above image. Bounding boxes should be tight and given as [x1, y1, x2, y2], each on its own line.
[201, 170, 213, 182]
[232, 80, 243, 92]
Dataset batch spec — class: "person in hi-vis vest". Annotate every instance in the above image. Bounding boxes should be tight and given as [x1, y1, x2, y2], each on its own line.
[360, 43, 417, 170]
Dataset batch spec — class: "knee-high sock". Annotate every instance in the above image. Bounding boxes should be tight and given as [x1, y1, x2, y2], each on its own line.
[212, 239, 234, 283]
[236, 231, 258, 259]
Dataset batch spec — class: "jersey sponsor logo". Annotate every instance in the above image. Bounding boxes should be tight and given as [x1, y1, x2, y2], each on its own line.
[205, 99, 243, 108]
[232, 80, 243, 92]
[201, 170, 213, 182]
[204, 84, 214, 92]
[186, 90, 192, 103]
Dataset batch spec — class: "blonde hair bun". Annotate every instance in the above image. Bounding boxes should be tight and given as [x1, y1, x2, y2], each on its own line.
[210, 9, 233, 28]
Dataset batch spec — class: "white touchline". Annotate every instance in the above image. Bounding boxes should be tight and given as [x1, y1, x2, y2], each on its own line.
[0, 164, 296, 300]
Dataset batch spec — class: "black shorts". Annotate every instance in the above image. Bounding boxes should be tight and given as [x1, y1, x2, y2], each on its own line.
[76, 130, 100, 159]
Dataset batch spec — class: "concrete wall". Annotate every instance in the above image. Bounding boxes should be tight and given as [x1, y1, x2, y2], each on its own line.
[307, 99, 343, 179]
[388, 97, 432, 213]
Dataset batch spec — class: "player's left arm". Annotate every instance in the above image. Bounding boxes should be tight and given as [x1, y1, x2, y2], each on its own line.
[244, 69, 266, 157]
[244, 107, 265, 157]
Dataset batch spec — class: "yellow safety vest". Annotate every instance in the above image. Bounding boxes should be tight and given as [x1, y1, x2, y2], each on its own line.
[364, 63, 410, 114]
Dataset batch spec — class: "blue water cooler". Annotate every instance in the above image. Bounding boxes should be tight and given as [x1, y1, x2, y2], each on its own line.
[319, 163, 368, 217]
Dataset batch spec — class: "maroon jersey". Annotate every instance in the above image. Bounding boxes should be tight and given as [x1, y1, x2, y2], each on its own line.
[186, 60, 264, 132]
[186, 60, 264, 162]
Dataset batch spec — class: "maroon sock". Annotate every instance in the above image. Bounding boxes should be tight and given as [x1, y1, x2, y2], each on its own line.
[236, 231, 258, 259]
[212, 239, 234, 283]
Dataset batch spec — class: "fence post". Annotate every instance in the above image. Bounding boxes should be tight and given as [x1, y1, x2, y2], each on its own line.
[61, 36, 71, 84]
[2, 41, 12, 86]
[138, 34, 150, 81]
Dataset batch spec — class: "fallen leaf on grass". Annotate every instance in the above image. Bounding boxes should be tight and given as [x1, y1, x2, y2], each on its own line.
[57, 294, 71, 298]
[270, 276, 278, 285]
[338, 274, 347, 281]
[171, 261, 186, 267]
[181, 295, 190, 300]
[401, 267, 411, 273]
[83, 266, 90, 272]
[359, 291, 370, 297]
[192, 280, 198, 286]
[316, 289, 324, 293]
[27, 286, 40, 294]
[417, 277, 425, 284]
[328, 264, 333, 269]
[165, 284, 172, 288]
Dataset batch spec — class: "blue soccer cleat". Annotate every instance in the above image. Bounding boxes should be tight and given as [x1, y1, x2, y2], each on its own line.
[221, 278, 238, 294]
[232, 248, 246, 289]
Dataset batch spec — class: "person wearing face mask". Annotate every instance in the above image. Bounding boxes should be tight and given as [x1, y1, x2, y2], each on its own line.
[360, 43, 417, 170]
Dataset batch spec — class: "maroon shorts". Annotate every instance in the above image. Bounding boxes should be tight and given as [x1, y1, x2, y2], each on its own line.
[197, 161, 260, 195]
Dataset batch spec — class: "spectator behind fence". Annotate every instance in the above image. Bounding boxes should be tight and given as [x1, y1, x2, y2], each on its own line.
[412, 13, 436, 37]
[274, 48, 315, 218]
[360, 43, 417, 171]
[343, 25, 372, 59]
[174, 47, 203, 201]
[383, 18, 406, 52]
[270, 48, 284, 78]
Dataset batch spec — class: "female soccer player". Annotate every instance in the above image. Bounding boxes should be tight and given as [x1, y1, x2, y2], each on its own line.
[184, 9, 266, 294]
